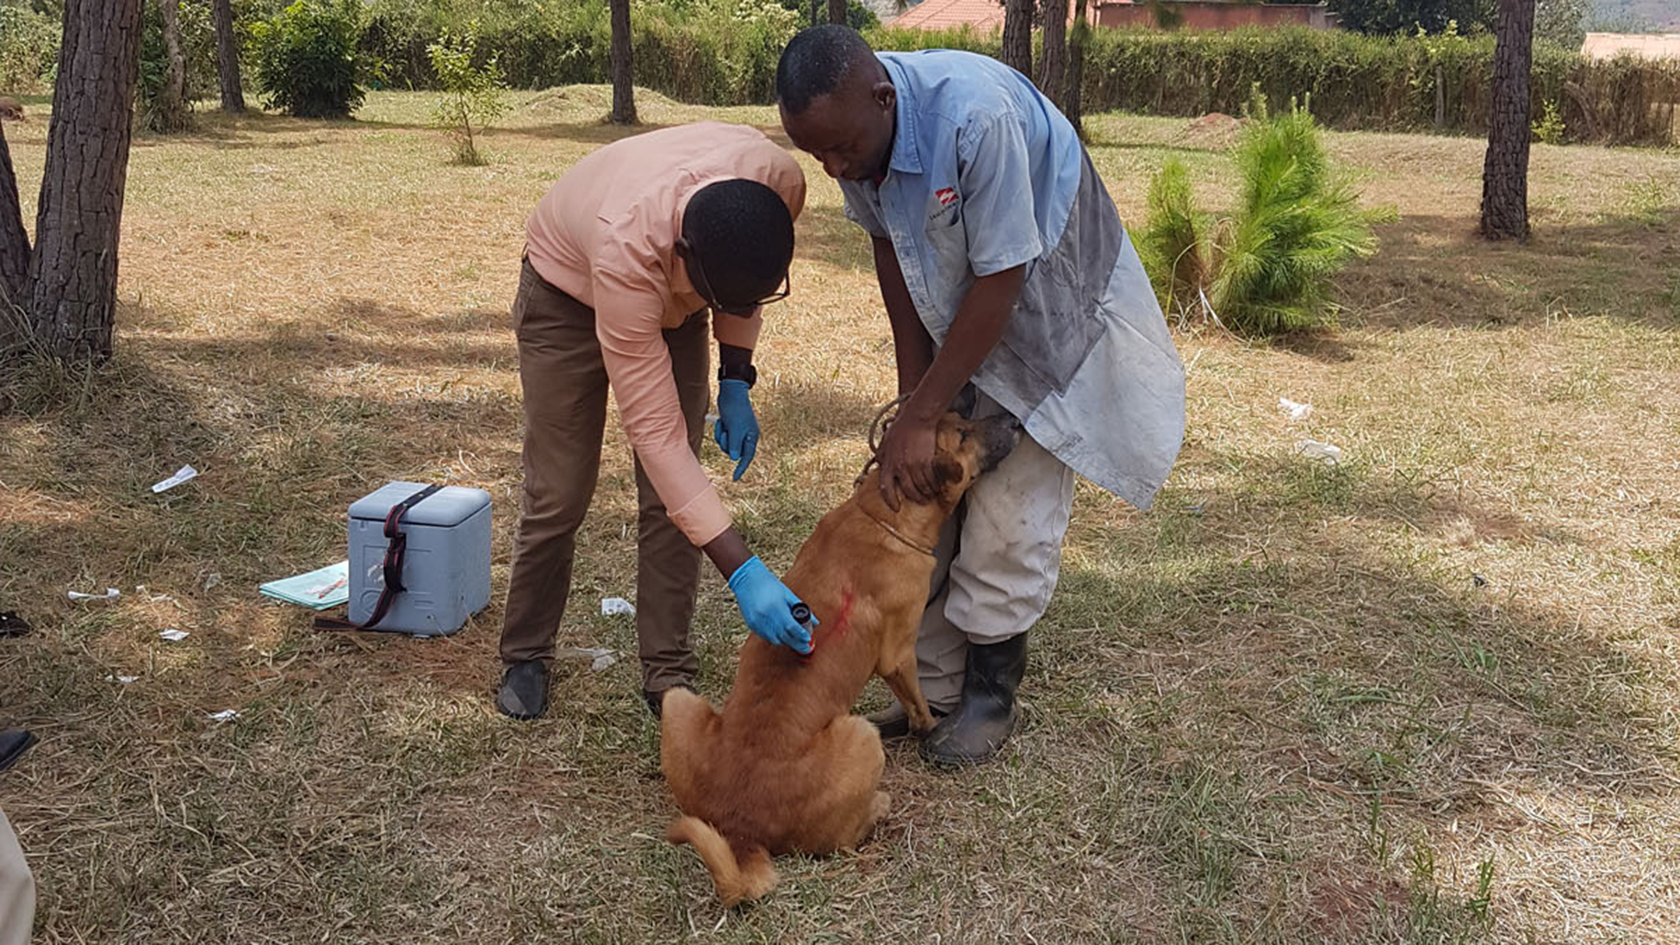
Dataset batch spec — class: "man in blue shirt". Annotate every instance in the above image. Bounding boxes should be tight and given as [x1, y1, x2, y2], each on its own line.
[777, 26, 1186, 766]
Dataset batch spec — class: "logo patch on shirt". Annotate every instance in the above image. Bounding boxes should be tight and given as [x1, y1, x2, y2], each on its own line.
[935, 187, 959, 208]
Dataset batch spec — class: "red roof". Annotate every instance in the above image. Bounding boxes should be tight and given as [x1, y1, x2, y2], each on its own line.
[889, 0, 1097, 30]
[890, 0, 1006, 31]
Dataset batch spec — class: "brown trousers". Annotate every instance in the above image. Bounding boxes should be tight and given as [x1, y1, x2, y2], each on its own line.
[499, 260, 710, 694]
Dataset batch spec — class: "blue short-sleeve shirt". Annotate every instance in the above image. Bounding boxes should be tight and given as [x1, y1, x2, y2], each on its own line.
[839, 49, 1187, 510]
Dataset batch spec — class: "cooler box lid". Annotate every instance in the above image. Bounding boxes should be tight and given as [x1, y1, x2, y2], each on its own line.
[349, 481, 491, 528]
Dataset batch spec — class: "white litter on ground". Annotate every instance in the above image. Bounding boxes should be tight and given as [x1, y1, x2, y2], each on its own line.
[558, 646, 618, 672]
[1295, 439, 1345, 466]
[151, 465, 199, 493]
[601, 597, 636, 616]
[207, 709, 240, 722]
[159, 628, 189, 642]
[68, 587, 121, 601]
[1278, 398, 1313, 421]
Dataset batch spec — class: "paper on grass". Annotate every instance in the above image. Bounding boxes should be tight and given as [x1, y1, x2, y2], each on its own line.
[1278, 398, 1313, 422]
[151, 465, 199, 493]
[601, 597, 635, 616]
[68, 587, 121, 601]
[259, 560, 351, 610]
[159, 628, 189, 642]
[1295, 439, 1344, 466]
[558, 646, 617, 672]
[207, 709, 240, 722]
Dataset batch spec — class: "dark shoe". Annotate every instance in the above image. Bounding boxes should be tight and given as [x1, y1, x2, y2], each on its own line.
[0, 729, 35, 773]
[866, 702, 949, 739]
[643, 683, 697, 720]
[496, 660, 549, 720]
[919, 633, 1027, 767]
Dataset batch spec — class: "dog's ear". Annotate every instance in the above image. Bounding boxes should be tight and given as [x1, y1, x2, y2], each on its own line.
[932, 454, 967, 489]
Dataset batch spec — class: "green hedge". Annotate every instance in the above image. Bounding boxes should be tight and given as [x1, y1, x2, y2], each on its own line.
[359, 7, 1674, 146]
[870, 25, 1680, 145]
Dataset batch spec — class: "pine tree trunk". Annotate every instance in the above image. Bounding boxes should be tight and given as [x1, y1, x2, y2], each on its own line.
[609, 0, 636, 125]
[828, 0, 847, 24]
[1066, 0, 1089, 138]
[27, 0, 145, 362]
[1039, 0, 1068, 110]
[153, 0, 189, 132]
[1002, 0, 1034, 78]
[0, 123, 29, 314]
[1480, 0, 1535, 241]
[212, 0, 244, 113]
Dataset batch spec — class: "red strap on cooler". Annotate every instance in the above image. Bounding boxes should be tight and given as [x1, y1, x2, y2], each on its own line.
[313, 484, 443, 633]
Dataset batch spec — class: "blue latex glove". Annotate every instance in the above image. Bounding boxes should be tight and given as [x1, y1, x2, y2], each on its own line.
[713, 379, 759, 481]
[726, 556, 812, 654]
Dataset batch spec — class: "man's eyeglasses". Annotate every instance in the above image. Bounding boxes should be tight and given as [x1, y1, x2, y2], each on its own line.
[683, 243, 791, 316]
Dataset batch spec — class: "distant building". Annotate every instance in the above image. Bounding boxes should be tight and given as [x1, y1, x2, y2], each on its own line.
[1580, 32, 1680, 61]
[889, 0, 1335, 32]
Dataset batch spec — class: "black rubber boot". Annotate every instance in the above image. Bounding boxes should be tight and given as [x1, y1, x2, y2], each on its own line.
[496, 660, 549, 720]
[0, 729, 35, 773]
[919, 633, 1027, 767]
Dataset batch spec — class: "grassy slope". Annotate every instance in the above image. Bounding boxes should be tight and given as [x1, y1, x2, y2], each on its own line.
[1, 87, 1678, 943]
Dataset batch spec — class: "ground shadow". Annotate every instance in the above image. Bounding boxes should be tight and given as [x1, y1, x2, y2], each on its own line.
[1343, 209, 1680, 332]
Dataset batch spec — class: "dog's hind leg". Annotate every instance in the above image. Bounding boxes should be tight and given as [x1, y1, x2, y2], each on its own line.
[660, 688, 719, 805]
[830, 716, 892, 849]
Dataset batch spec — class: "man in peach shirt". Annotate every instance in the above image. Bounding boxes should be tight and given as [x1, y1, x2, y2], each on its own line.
[498, 122, 812, 721]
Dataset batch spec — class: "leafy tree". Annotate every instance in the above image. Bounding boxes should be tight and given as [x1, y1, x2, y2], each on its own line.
[1330, 0, 1495, 34]
[428, 24, 509, 165]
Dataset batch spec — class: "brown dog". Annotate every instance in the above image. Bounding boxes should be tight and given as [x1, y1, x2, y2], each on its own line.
[660, 411, 1020, 907]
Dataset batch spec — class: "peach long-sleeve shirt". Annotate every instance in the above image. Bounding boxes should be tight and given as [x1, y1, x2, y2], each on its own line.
[525, 122, 806, 546]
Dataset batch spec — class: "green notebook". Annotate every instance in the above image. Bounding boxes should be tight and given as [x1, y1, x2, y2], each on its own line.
[259, 560, 350, 610]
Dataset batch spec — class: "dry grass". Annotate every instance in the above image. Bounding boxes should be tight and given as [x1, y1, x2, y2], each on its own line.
[1, 86, 1679, 943]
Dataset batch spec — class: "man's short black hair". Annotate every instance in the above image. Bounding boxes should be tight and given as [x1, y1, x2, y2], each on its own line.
[682, 179, 794, 305]
[776, 24, 877, 116]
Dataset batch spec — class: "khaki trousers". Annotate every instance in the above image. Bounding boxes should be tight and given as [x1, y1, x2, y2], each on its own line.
[907, 393, 1076, 712]
[0, 808, 31, 945]
[499, 260, 710, 694]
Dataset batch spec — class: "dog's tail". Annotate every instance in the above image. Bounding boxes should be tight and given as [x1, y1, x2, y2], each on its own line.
[666, 816, 777, 907]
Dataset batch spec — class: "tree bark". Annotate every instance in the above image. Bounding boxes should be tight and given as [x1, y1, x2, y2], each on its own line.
[828, 0, 848, 24]
[211, 0, 244, 113]
[27, 0, 144, 362]
[608, 0, 636, 125]
[1039, 0, 1068, 110]
[1480, 0, 1535, 241]
[1066, 0, 1089, 138]
[1002, 0, 1034, 79]
[0, 123, 29, 315]
[152, 0, 189, 132]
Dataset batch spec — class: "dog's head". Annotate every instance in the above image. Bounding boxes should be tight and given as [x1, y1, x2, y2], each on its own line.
[924, 412, 1021, 507]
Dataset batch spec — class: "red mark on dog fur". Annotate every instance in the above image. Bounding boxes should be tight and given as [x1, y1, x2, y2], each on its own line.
[799, 588, 855, 661]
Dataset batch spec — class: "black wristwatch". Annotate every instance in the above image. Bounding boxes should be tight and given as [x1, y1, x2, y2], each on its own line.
[718, 362, 757, 388]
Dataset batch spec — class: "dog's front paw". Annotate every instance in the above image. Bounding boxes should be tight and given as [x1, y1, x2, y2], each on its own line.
[908, 710, 938, 736]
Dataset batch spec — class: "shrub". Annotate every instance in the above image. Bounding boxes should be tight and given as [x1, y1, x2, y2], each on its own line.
[1140, 93, 1396, 336]
[0, 5, 59, 95]
[251, 0, 372, 118]
[428, 23, 509, 165]
[1531, 99, 1565, 144]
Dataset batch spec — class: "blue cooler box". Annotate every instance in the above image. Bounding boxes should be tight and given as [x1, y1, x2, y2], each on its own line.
[348, 481, 492, 636]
